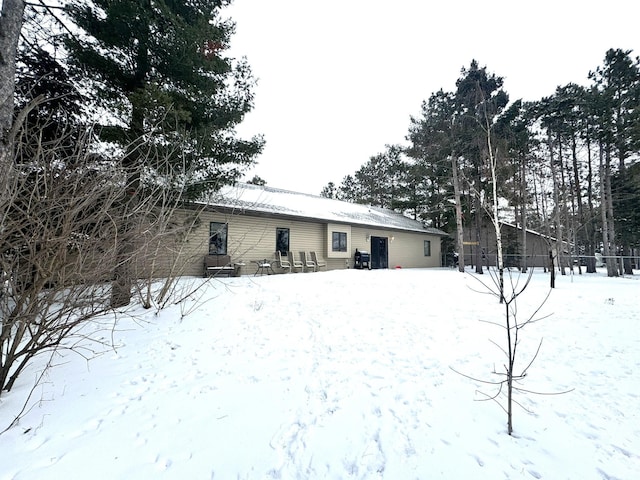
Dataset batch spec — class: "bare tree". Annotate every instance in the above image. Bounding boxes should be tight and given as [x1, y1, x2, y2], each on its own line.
[0, 110, 202, 397]
[1, 124, 118, 394]
[485, 126, 527, 434]
[453, 115, 571, 436]
[131, 162, 209, 310]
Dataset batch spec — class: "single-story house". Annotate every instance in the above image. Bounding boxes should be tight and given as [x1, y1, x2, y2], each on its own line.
[160, 183, 448, 276]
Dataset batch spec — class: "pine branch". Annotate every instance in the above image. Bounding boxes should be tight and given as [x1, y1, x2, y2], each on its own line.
[29, 0, 78, 40]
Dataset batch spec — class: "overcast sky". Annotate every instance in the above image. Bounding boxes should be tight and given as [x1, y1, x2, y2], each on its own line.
[225, 0, 640, 195]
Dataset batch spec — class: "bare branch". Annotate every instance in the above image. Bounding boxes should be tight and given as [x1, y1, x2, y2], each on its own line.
[475, 388, 508, 415]
[449, 366, 505, 386]
[512, 386, 575, 396]
[29, 0, 77, 39]
[488, 338, 508, 357]
[519, 338, 543, 377]
[478, 319, 507, 329]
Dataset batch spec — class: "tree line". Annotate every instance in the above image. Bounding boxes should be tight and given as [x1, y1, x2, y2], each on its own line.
[322, 52, 640, 276]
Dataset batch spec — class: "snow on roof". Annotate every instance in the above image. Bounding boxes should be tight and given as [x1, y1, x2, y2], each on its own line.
[500, 221, 558, 242]
[204, 183, 448, 236]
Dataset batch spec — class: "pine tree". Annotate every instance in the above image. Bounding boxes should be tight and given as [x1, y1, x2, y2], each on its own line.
[64, 0, 264, 305]
[454, 60, 510, 273]
[589, 49, 640, 276]
[64, 0, 263, 197]
[406, 90, 458, 232]
[320, 181, 337, 199]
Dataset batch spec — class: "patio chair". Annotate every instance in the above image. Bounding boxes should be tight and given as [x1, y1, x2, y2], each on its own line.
[310, 251, 327, 270]
[287, 251, 304, 272]
[275, 251, 291, 273]
[300, 251, 316, 272]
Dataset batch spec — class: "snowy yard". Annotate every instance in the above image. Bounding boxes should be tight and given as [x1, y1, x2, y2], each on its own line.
[1, 268, 638, 479]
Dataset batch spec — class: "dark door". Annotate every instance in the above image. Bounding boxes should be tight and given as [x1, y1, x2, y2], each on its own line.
[370, 236, 388, 269]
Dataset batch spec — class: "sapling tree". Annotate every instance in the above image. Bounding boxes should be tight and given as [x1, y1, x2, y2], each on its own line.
[453, 91, 570, 435]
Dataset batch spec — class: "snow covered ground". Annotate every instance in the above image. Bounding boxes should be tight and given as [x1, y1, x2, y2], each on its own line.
[1, 267, 639, 479]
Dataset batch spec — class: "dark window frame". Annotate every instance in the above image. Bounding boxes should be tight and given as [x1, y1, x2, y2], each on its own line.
[276, 227, 290, 255]
[209, 222, 228, 255]
[332, 231, 347, 252]
[424, 239, 431, 257]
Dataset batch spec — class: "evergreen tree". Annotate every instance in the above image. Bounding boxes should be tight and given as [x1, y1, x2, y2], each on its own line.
[589, 49, 640, 174]
[612, 162, 640, 256]
[588, 49, 640, 275]
[320, 181, 337, 199]
[64, 0, 263, 305]
[15, 47, 87, 158]
[330, 145, 409, 209]
[406, 90, 458, 230]
[493, 100, 536, 271]
[454, 60, 509, 273]
[353, 145, 407, 209]
[337, 174, 360, 202]
[247, 175, 266, 186]
[64, 0, 264, 197]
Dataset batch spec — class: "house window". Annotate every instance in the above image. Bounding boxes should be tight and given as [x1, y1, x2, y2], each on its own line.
[276, 228, 290, 254]
[332, 231, 347, 252]
[209, 222, 228, 255]
[424, 240, 431, 256]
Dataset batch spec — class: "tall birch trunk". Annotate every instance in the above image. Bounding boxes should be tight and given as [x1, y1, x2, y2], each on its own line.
[487, 131, 504, 302]
[451, 153, 465, 272]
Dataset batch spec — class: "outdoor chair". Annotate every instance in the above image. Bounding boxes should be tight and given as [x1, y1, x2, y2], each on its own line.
[300, 251, 316, 272]
[287, 251, 304, 272]
[310, 251, 327, 270]
[275, 251, 291, 273]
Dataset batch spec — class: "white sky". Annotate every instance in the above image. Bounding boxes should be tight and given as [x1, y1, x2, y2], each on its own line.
[226, 0, 640, 195]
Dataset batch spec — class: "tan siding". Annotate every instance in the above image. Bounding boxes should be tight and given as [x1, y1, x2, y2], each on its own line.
[47, 207, 445, 283]
[172, 211, 328, 276]
[388, 231, 441, 268]
[350, 227, 370, 255]
[126, 209, 205, 280]
[351, 227, 442, 268]
[151, 209, 445, 277]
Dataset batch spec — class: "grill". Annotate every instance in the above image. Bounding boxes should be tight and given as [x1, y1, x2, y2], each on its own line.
[354, 250, 370, 269]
